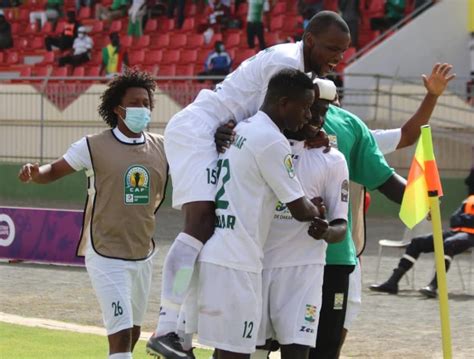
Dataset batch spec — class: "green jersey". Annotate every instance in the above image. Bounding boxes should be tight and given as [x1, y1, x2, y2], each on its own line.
[323, 105, 394, 265]
[247, 0, 265, 23]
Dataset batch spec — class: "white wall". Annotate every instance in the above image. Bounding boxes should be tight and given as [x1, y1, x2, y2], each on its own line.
[343, 0, 471, 121]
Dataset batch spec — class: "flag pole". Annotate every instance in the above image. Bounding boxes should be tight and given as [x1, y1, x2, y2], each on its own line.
[421, 126, 452, 359]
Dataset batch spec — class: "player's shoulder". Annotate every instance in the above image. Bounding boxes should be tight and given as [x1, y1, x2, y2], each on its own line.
[257, 42, 302, 67]
[306, 146, 346, 166]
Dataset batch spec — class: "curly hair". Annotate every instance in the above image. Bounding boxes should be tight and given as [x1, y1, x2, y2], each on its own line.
[98, 68, 156, 127]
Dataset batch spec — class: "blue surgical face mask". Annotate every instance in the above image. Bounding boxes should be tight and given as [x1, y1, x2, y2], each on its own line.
[120, 106, 151, 133]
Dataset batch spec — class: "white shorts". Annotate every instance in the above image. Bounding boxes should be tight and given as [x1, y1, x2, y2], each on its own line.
[164, 110, 219, 210]
[344, 259, 362, 330]
[85, 247, 154, 335]
[197, 262, 262, 354]
[258, 264, 324, 347]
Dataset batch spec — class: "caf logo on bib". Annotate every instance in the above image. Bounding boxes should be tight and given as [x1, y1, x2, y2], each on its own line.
[124, 165, 150, 205]
[284, 154, 296, 178]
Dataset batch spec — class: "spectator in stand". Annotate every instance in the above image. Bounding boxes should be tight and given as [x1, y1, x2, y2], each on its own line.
[76, 0, 91, 11]
[167, 0, 186, 29]
[246, 0, 268, 50]
[208, 0, 231, 32]
[29, 0, 63, 28]
[370, 0, 406, 32]
[0, 11, 13, 50]
[45, 11, 80, 51]
[100, 32, 129, 77]
[339, 0, 359, 48]
[128, 0, 146, 37]
[197, 41, 232, 83]
[298, 0, 324, 18]
[58, 26, 93, 67]
[95, 0, 128, 22]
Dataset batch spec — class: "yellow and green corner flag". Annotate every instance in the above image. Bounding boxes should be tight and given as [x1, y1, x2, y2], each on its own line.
[399, 127, 443, 229]
[399, 126, 452, 359]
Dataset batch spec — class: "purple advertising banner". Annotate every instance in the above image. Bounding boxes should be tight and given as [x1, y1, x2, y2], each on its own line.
[0, 206, 85, 266]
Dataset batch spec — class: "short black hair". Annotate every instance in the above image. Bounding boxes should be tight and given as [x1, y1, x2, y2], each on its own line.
[98, 68, 156, 127]
[305, 10, 349, 36]
[265, 69, 314, 103]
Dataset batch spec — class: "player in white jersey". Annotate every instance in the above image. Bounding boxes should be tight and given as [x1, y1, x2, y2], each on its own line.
[195, 69, 333, 358]
[251, 79, 349, 359]
[148, 11, 351, 359]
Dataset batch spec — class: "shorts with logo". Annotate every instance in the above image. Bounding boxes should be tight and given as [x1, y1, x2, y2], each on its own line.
[85, 244, 154, 335]
[344, 259, 362, 330]
[197, 262, 262, 354]
[164, 110, 220, 210]
[257, 264, 324, 347]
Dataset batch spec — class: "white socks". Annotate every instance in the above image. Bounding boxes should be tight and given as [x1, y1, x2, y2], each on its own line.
[156, 232, 203, 336]
[109, 352, 132, 359]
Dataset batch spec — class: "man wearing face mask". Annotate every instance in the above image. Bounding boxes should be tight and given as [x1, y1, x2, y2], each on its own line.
[58, 26, 93, 67]
[197, 41, 233, 83]
[18, 69, 168, 359]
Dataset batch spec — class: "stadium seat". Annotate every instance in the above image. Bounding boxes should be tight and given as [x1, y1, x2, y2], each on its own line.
[186, 34, 204, 49]
[158, 18, 175, 32]
[196, 50, 210, 68]
[179, 49, 198, 64]
[143, 50, 162, 65]
[150, 34, 171, 49]
[236, 3, 248, 17]
[233, 49, 256, 68]
[0, 53, 4, 64]
[24, 22, 39, 37]
[120, 35, 133, 48]
[17, 38, 29, 51]
[129, 50, 145, 66]
[72, 66, 85, 77]
[142, 64, 158, 76]
[158, 64, 176, 77]
[78, 6, 91, 20]
[110, 20, 123, 33]
[177, 18, 195, 32]
[52, 67, 68, 77]
[3, 8, 14, 22]
[203, 33, 223, 49]
[89, 20, 104, 35]
[33, 65, 51, 77]
[54, 21, 66, 35]
[323, 0, 339, 11]
[6, 52, 20, 65]
[89, 51, 103, 66]
[40, 52, 55, 64]
[270, 16, 284, 32]
[176, 64, 195, 77]
[168, 34, 187, 49]
[161, 50, 180, 65]
[132, 35, 150, 50]
[30, 36, 44, 50]
[18, 9, 29, 23]
[42, 21, 54, 34]
[86, 66, 101, 77]
[265, 32, 280, 46]
[184, 3, 197, 17]
[144, 19, 158, 33]
[272, 2, 286, 16]
[20, 66, 32, 77]
[224, 33, 240, 49]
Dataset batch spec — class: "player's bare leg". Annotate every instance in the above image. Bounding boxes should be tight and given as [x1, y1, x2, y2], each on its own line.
[217, 349, 251, 359]
[280, 344, 309, 359]
[131, 326, 141, 351]
[147, 201, 215, 359]
[108, 328, 133, 357]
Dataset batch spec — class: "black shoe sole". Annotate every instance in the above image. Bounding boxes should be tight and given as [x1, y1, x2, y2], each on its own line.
[369, 286, 398, 295]
[419, 288, 437, 298]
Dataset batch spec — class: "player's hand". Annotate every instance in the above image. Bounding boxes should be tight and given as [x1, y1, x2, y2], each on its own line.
[214, 120, 236, 153]
[308, 217, 330, 240]
[18, 163, 40, 183]
[311, 196, 326, 219]
[304, 127, 331, 153]
[423, 63, 456, 97]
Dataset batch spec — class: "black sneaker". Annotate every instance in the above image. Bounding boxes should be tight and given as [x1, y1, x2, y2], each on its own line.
[146, 332, 193, 359]
[369, 281, 398, 294]
[419, 284, 437, 298]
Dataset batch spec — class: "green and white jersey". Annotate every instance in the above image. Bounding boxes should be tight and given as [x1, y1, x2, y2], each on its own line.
[247, 0, 268, 22]
[199, 111, 305, 273]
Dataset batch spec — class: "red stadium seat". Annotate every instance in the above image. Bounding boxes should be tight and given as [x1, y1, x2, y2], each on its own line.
[184, 3, 197, 17]
[161, 50, 180, 64]
[323, 0, 338, 12]
[33, 65, 51, 77]
[132, 35, 150, 49]
[52, 67, 68, 77]
[0, 53, 4, 64]
[110, 20, 123, 33]
[42, 21, 54, 34]
[265, 32, 281, 46]
[196, 50, 210, 68]
[18, 9, 29, 22]
[24, 22, 39, 36]
[158, 18, 175, 32]
[40, 52, 55, 64]
[86, 66, 101, 77]
[143, 50, 162, 65]
[20, 66, 32, 77]
[54, 21, 66, 35]
[271, 2, 286, 16]
[129, 50, 145, 65]
[78, 7, 92, 20]
[150, 34, 171, 49]
[121, 35, 133, 48]
[186, 34, 204, 49]
[142, 64, 159, 76]
[177, 18, 195, 32]
[233, 49, 256, 67]
[179, 49, 198, 64]
[270, 16, 284, 32]
[89, 20, 104, 35]
[144, 19, 158, 33]
[6, 52, 20, 65]
[236, 3, 248, 17]
[176, 64, 195, 76]
[168, 34, 187, 49]
[72, 66, 85, 77]
[30, 36, 44, 50]
[158, 64, 176, 77]
[224, 33, 240, 49]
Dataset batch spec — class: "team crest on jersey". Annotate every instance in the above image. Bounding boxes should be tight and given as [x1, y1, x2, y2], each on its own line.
[284, 154, 296, 178]
[275, 201, 287, 212]
[304, 304, 317, 323]
[124, 165, 150, 205]
[341, 179, 349, 202]
[328, 135, 338, 148]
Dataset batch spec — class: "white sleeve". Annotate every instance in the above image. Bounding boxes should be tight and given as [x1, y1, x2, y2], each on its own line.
[63, 137, 92, 171]
[323, 155, 349, 222]
[371, 128, 401, 155]
[256, 139, 305, 204]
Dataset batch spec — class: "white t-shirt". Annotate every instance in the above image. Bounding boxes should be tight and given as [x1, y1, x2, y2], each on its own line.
[73, 35, 93, 56]
[183, 42, 306, 129]
[199, 111, 305, 273]
[263, 141, 349, 269]
[63, 128, 145, 171]
[371, 128, 401, 155]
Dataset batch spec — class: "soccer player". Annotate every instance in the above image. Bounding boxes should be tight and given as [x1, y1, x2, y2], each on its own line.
[147, 11, 351, 358]
[18, 69, 167, 359]
[194, 69, 328, 359]
[255, 78, 349, 359]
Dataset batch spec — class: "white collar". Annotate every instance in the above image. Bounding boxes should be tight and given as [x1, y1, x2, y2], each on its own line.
[112, 127, 145, 144]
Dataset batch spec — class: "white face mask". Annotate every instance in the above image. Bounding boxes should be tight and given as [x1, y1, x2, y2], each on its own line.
[78, 33, 85, 38]
[119, 106, 151, 133]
